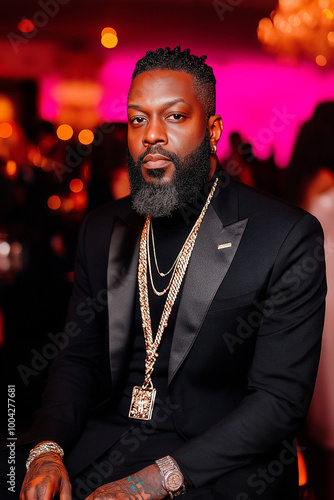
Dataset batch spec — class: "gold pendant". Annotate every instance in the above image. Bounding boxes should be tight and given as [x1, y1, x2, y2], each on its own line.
[128, 386, 156, 420]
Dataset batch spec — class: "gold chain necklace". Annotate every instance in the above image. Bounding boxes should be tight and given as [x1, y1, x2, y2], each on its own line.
[146, 220, 179, 296]
[147, 216, 196, 297]
[128, 177, 218, 420]
[150, 221, 179, 277]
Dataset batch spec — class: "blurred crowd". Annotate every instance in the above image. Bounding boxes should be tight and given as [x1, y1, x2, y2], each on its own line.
[0, 117, 129, 441]
[0, 99, 334, 499]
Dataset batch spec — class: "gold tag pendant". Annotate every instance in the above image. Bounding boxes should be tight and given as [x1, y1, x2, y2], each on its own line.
[129, 386, 156, 420]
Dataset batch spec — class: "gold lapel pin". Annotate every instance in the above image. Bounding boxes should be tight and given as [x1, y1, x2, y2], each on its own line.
[217, 242, 232, 249]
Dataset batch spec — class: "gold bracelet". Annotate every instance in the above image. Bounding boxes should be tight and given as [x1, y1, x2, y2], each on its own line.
[26, 442, 64, 471]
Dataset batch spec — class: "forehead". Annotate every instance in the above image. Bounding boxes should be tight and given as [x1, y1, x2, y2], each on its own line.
[128, 69, 203, 109]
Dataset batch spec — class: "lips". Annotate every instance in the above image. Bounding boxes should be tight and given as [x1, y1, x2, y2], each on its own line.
[143, 153, 172, 169]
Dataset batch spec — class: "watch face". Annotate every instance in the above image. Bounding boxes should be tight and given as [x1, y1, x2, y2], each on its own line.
[165, 470, 183, 492]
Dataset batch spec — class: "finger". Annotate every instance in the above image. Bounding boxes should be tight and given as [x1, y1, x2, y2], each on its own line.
[59, 478, 72, 500]
[35, 482, 55, 500]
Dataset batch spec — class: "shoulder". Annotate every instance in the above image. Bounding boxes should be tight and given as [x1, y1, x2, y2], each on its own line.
[234, 179, 323, 236]
[82, 196, 134, 234]
[77, 196, 136, 254]
[85, 196, 134, 225]
[214, 175, 324, 263]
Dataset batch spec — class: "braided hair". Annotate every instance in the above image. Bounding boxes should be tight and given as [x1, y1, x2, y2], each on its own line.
[132, 46, 216, 118]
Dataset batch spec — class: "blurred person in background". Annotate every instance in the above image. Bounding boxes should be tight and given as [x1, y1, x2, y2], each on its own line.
[287, 101, 334, 500]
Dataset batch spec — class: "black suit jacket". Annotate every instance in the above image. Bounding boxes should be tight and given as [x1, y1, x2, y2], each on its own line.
[29, 169, 326, 498]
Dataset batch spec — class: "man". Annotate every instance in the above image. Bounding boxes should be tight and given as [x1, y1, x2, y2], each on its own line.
[10, 46, 326, 499]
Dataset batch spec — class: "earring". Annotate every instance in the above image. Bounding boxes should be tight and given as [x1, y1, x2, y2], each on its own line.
[211, 144, 217, 154]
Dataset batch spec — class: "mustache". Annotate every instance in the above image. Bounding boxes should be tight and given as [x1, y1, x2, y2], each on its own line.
[137, 145, 180, 166]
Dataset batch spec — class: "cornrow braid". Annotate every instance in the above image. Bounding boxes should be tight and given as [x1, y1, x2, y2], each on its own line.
[132, 46, 216, 118]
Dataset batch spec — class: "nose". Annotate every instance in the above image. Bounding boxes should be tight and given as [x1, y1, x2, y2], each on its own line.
[142, 117, 167, 146]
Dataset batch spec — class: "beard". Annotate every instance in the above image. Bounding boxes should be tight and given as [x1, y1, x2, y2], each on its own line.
[127, 130, 212, 218]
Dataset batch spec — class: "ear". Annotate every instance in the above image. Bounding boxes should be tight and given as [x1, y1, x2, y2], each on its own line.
[208, 115, 223, 149]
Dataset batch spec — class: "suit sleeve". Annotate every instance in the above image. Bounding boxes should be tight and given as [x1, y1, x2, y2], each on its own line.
[27, 211, 110, 452]
[172, 212, 326, 487]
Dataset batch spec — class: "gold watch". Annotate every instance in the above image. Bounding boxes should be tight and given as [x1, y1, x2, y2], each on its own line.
[155, 456, 186, 498]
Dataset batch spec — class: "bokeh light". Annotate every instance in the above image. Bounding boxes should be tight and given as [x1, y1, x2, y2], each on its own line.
[5, 160, 17, 177]
[61, 198, 75, 212]
[101, 27, 118, 49]
[32, 152, 42, 167]
[322, 9, 334, 20]
[0, 122, 13, 139]
[70, 178, 84, 193]
[316, 54, 328, 66]
[71, 191, 88, 211]
[101, 27, 117, 36]
[327, 31, 334, 44]
[47, 195, 61, 210]
[0, 242, 11, 257]
[0, 96, 14, 122]
[78, 129, 94, 145]
[18, 19, 34, 33]
[57, 124, 74, 141]
[10, 242, 22, 255]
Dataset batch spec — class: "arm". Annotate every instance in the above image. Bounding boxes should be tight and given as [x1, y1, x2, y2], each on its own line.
[173, 212, 326, 487]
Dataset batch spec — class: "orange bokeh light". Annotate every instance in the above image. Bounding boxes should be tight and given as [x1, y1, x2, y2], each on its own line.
[32, 152, 42, 167]
[78, 129, 94, 145]
[57, 124, 74, 141]
[5, 160, 17, 177]
[71, 191, 88, 211]
[101, 27, 117, 37]
[322, 8, 334, 20]
[61, 198, 75, 212]
[0, 122, 13, 139]
[101, 33, 118, 49]
[48, 195, 61, 210]
[70, 178, 84, 193]
[316, 54, 327, 66]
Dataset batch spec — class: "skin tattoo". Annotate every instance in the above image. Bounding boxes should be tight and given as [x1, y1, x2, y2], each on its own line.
[85, 465, 166, 499]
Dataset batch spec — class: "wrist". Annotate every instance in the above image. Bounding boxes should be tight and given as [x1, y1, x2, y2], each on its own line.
[26, 441, 64, 471]
[155, 456, 186, 498]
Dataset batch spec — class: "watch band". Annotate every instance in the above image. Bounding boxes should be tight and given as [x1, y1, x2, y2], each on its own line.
[155, 455, 186, 498]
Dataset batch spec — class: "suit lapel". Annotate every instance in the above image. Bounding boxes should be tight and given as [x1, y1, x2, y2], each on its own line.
[168, 177, 248, 384]
[107, 214, 142, 390]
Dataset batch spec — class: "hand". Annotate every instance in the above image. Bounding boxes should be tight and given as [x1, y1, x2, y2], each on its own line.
[19, 452, 72, 500]
[85, 464, 167, 500]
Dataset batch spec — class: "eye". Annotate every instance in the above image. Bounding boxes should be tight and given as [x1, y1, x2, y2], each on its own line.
[166, 113, 186, 122]
[129, 116, 147, 125]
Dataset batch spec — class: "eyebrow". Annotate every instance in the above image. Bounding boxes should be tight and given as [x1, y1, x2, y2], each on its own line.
[127, 98, 190, 110]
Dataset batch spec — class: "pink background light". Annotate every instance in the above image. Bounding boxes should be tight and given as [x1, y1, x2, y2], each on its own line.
[213, 58, 334, 166]
[40, 52, 334, 168]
